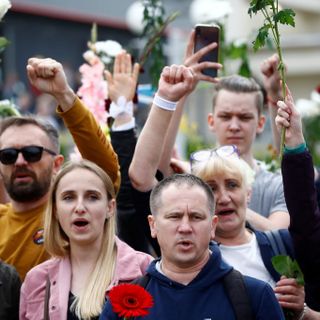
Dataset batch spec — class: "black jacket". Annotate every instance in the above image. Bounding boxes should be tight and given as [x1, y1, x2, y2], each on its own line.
[0, 261, 21, 320]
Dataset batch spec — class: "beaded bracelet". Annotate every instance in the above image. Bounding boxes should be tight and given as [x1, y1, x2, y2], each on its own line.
[297, 303, 307, 320]
[153, 94, 177, 111]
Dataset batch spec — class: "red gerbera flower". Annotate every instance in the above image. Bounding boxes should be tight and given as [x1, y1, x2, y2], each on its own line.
[108, 283, 154, 319]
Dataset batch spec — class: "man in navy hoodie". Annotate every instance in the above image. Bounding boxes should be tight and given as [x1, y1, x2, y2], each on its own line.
[101, 167, 284, 319]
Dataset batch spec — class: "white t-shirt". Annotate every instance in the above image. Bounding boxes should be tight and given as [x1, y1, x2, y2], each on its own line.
[219, 233, 276, 287]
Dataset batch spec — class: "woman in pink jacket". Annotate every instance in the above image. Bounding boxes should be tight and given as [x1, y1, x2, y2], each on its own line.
[20, 160, 153, 320]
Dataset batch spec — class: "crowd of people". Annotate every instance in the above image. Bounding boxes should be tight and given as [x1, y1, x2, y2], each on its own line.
[0, 27, 319, 320]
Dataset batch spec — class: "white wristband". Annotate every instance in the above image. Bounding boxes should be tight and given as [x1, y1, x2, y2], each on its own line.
[153, 94, 177, 111]
[109, 96, 133, 118]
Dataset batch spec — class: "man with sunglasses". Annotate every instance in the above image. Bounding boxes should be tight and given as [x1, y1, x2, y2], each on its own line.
[130, 30, 289, 232]
[0, 57, 120, 280]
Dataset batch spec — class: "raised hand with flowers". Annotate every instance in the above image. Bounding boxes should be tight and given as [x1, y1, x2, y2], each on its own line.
[248, 0, 296, 158]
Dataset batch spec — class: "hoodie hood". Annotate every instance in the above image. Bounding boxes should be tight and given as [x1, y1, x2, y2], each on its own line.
[147, 243, 232, 289]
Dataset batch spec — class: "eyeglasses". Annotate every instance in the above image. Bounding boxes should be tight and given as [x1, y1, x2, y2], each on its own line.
[190, 145, 239, 169]
[0, 146, 57, 165]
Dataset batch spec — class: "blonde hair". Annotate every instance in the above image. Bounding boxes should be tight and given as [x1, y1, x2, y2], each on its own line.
[44, 159, 117, 319]
[192, 155, 255, 190]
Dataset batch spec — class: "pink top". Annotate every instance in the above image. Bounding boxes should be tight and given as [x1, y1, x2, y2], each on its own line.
[20, 237, 153, 320]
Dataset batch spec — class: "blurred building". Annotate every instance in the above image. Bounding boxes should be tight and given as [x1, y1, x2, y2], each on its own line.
[2, 0, 319, 156]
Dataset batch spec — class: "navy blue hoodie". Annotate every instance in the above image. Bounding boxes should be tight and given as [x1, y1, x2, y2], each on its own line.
[100, 246, 284, 320]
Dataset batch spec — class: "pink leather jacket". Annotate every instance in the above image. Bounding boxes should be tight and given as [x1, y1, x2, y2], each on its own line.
[20, 237, 153, 320]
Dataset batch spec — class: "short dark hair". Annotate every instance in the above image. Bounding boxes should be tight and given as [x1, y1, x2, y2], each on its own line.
[150, 173, 215, 215]
[0, 116, 60, 153]
[212, 75, 264, 115]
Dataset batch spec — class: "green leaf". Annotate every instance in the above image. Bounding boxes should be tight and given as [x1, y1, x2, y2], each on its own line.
[291, 260, 305, 286]
[252, 25, 270, 51]
[228, 42, 247, 59]
[248, 0, 273, 16]
[272, 255, 291, 276]
[274, 9, 296, 27]
[238, 60, 251, 78]
[0, 37, 10, 48]
[271, 255, 305, 286]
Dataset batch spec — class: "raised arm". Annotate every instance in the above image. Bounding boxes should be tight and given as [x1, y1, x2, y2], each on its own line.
[26, 57, 121, 193]
[106, 50, 139, 199]
[105, 50, 140, 130]
[276, 86, 320, 311]
[261, 54, 283, 154]
[129, 65, 196, 191]
[158, 29, 222, 177]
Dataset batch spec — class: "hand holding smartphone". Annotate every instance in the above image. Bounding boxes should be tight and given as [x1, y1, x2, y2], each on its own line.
[194, 24, 220, 78]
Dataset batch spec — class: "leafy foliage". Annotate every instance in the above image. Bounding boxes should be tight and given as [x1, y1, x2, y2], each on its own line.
[253, 25, 270, 51]
[0, 100, 20, 117]
[139, 0, 178, 89]
[0, 37, 9, 54]
[272, 255, 304, 286]
[274, 9, 295, 26]
[180, 114, 211, 159]
[272, 255, 305, 319]
[248, 0, 296, 158]
[219, 24, 252, 78]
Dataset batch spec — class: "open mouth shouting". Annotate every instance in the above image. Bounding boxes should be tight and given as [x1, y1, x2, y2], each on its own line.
[177, 239, 194, 251]
[72, 218, 89, 231]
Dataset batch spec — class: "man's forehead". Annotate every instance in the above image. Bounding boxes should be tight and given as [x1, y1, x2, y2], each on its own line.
[215, 91, 258, 111]
[161, 183, 207, 202]
[214, 101, 258, 115]
[0, 124, 49, 146]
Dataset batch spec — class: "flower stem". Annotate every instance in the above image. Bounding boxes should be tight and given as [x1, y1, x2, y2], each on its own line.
[266, 5, 287, 161]
[274, 33, 287, 161]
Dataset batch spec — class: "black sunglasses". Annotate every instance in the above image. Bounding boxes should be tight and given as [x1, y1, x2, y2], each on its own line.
[0, 146, 57, 165]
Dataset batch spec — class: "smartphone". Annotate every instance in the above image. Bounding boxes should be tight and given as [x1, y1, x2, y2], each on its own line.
[194, 24, 220, 78]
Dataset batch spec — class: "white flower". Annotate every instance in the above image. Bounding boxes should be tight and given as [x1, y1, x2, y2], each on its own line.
[126, 1, 162, 35]
[295, 87, 320, 118]
[100, 55, 112, 65]
[311, 89, 320, 104]
[296, 99, 320, 118]
[0, 99, 10, 106]
[0, 0, 11, 21]
[83, 50, 97, 64]
[126, 1, 145, 35]
[83, 50, 95, 61]
[95, 40, 122, 57]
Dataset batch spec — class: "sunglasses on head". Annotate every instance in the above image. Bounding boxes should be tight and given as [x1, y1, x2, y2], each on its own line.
[190, 145, 239, 169]
[0, 146, 57, 165]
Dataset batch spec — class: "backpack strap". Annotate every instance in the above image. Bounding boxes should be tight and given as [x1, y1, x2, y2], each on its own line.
[223, 269, 254, 320]
[133, 272, 254, 320]
[264, 230, 288, 256]
[131, 274, 150, 288]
